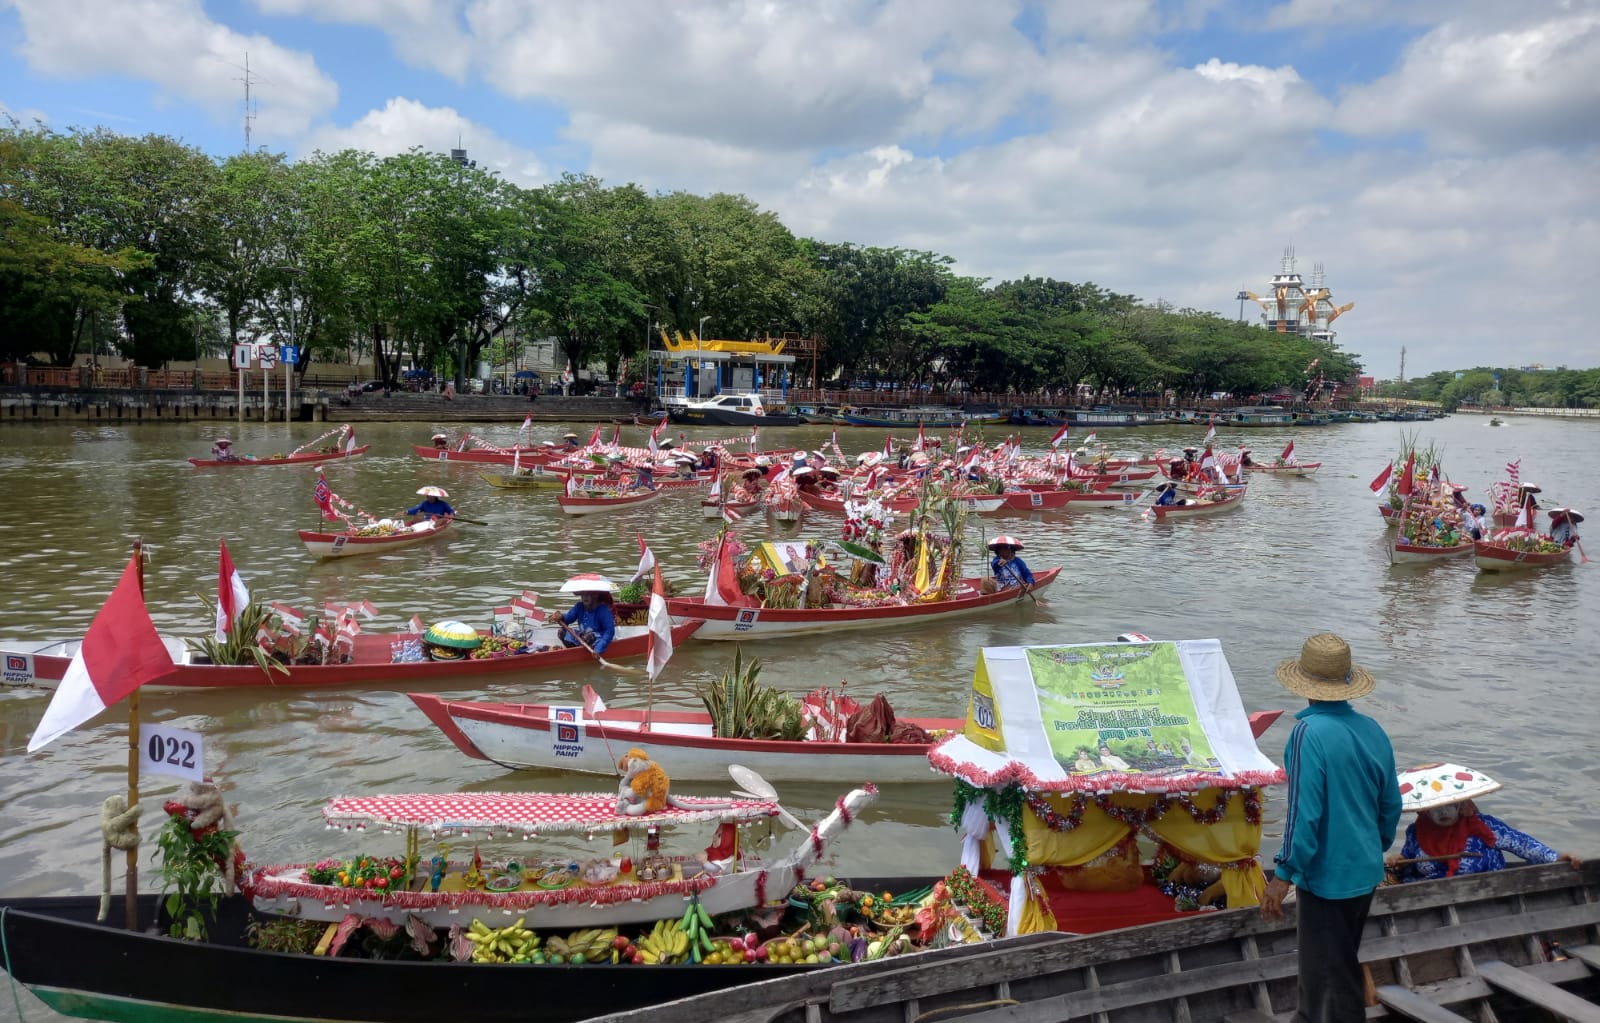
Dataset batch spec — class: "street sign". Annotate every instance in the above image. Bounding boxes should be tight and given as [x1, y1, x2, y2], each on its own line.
[280, 345, 300, 364]
[231, 343, 254, 370]
[258, 346, 278, 370]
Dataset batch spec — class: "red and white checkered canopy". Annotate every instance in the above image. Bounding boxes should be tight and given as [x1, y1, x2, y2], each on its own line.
[321, 791, 779, 833]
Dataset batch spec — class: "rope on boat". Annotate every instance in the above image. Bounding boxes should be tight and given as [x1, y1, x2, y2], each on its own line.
[911, 999, 1019, 1023]
[2, 907, 31, 1021]
[98, 795, 141, 923]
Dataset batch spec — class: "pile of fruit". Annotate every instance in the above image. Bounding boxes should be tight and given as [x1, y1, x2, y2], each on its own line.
[470, 635, 528, 659]
[353, 522, 401, 537]
[305, 855, 407, 891]
[465, 917, 541, 963]
[541, 927, 620, 964]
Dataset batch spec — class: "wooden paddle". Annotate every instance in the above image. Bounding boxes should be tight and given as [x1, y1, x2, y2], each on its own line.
[449, 516, 489, 526]
[564, 626, 644, 675]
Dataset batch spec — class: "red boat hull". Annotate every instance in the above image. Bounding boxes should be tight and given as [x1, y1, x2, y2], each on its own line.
[188, 445, 371, 467]
[1473, 540, 1573, 572]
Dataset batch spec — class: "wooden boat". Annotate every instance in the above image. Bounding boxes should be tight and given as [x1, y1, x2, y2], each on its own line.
[667, 568, 1060, 640]
[412, 443, 554, 464]
[1380, 503, 1403, 527]
[991, 488, 1144, 512]
[1150, 489, 1246, 520]
[702, 498, 762, 519]
[1243, 460, 1323, 477]
[557, 487, 668, 516]
[1474, 537, 1575, 572]
[410, 688, 960, 784]
[1392, 538, 1476, 564]
[799, 489, 922, 516]
[767, 502, 804, 524]
[1222, 405, 1296, 427]
[249, 783, 878, 930]
[479, 468, 569, 489]
[299, 517, 454, 558]
[188, 444, 371, 467]
[591, 861, 1600, 1023]
[0, 622, 703, 693]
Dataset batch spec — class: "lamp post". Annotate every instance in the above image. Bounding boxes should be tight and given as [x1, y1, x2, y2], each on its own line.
[1236, 290, 1249, 322]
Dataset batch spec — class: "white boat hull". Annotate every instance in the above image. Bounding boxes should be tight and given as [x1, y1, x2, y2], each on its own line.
[300, 520, 451, 558]
[1391, 542, 1475, 564]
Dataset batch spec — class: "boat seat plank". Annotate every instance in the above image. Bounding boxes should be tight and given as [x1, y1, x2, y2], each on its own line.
[1475, 959, 1600, 1023]
[1222, 1011, 1278, 1023]
[1571, 945, 1600, 971]
[1375, 986, 1474, 1023]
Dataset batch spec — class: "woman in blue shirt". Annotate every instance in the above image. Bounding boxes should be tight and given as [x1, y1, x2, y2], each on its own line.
[407, 486, 455, 519]
[559, 579, 617, 655]
[1389, 762, 1580, 882]
[987, 536, 1035, 592]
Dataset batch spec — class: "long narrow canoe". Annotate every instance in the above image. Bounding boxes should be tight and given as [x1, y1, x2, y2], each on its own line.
[1474, 538, 1574, 572]
[701, 499, 761, 519]
[1243, 460, 1323, 477]
[666, 569, 1060, 640]
[1392, 538, 1476, 564]
[992, 488, 1142, 512]
[412, 444, 556, 464]
[0, 622, 703, 693]
[299, 517, 453, 558]
[479, 469, 568, 489]
[556, 488, 667, 516]
[1150, 489, 1246, 521]
[188, 445, 371, 467]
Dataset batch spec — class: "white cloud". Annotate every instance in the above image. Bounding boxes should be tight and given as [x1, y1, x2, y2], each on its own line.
[250, 0, 474, 81]
[5, 0, 337, 139]
[1334, 9, 1600, 152]
[301, 97, 547, 186]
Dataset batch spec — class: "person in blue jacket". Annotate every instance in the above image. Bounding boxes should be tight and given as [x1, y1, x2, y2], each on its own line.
[407, 488, 455, 519]
[559, 580, 616, 655]
[1260, 633, 1401, 1023]
[1389, 764, 1580, 882]
[987, 536, 1036, 593]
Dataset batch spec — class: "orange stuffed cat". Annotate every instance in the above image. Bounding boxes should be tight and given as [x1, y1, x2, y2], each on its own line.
[616, 748, 672, 816]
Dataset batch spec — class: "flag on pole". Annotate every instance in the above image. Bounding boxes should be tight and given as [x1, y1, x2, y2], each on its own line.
[585, 424, 603, 448]
[28, 555, 177, 751]
[519, 413, 533, 435]
[1514, 493, 1533, 530]
[512, 446, 520, 473]
[721, 504, 743, 523]
[343, 425, 357, 456]
[1049, 423, 1070, 449]
[1202, 422, 1216, 444]
[647, 417, 666, 455]
[883, 434, 893, 458]
[1369, 462, 1394, 494]
[611, 424, 622, 449]
[314, 471, 339, 521]
[408, 613, 425, 634]
[565, 474, 578, 497]
[914, 422, 926, 452]
[214, 539, 252, 642]
[830, 428, 839, 451]
[1396, 454, 1416, 497]
[632, 533, 657, 582]
[1505, 459, 1521, 486]
[269, 602, 305, 635]
[1082, 430, 1098, 447]
[708, 473, 723, 501]
[1280, 439, 1295, 463]
[645, 564, 673, 681]
[1428, 463, 1441, 485]
[748, 427, 758, 452]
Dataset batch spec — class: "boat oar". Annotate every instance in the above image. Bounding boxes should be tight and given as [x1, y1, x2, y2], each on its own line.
[564, 627, 644, 676]
[1576, 539, 1589, 564]
[450, 516, 490, 526]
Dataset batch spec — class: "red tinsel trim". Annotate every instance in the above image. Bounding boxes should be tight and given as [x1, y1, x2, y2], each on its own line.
[1025, 787, 1264, 832]
[810, 827, 823, 857]
[834, 796, 852, 824]
[927, 743, 1284, 794]
[250, 866, 716, 910]
[755, 870, 767, 906]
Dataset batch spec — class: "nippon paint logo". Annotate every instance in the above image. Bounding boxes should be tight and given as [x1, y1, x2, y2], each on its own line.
[2, 653, 35, 684]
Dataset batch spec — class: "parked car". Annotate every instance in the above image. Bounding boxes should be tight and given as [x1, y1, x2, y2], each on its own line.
[359, 379, 387, 392]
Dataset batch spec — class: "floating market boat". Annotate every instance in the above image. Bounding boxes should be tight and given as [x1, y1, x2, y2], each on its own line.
[408, 688, 1284, 785]
[299, 517, 454, 558]
[1391, 537, 1477, 565]
[1149, 489, 1246, 521]
[1473, 536, 1575, 572]
[249, 779, 878, 930]
[1242, 460, 1323, 477]
[556, 487, 667, 516]
[0, 621, 704, 693]
[798, 489, 921, 516]
[989, 488, 1144, 512]
[412, 444, 554, 464]
[188, 444, 371, 467]
[1380, 502, 1404, 526]
[479, 468, 568, 489]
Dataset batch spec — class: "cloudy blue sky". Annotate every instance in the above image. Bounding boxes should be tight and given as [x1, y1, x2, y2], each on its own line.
[2, 0, 1596, 378]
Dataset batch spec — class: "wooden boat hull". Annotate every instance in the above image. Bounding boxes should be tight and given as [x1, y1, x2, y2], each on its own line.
[188, 445, 371, 467]
[299, 519, 453, 558]
[994, 489, 1143, 512]
[1392, 540, 1476, 564]
[1243, 461, 1322, 477]
[1150, 491, 1246, 520]
[667, 569, 1059, 640]
[767, 503, 804, 523]
[412, 444, 553, 464]
[1380, 503, 1403, 527]
[702, 499, 760, 519]
[410, 692, 961, 783]
[557, 488, 667, 515]
[0, 622, 703, 692]
[595, 862, 1600, 1023]
[1474, 540, 1574, 572]
[479, 469, 567, 488]
[0, 892, 829, 1023]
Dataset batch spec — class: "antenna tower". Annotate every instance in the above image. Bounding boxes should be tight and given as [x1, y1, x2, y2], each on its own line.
[1399, 346, 1406, 384]
[237, 51, 260, 151]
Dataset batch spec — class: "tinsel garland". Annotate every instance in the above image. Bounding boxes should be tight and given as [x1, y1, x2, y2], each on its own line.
[290, 425, 352, 456]
[251, 866, 717, 909]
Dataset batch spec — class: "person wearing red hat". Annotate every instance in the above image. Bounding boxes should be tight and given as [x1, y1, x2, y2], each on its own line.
[986, 536, 1035, 595]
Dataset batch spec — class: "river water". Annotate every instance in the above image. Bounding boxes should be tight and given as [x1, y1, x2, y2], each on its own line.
[1, 414, 1596, 1013]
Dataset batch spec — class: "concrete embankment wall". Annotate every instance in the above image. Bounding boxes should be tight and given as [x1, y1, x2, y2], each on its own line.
[0, 390, 640, 425]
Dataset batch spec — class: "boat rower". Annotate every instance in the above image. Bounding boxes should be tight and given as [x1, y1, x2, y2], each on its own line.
[1548, 507, 1583, 548]
[211, 437, 240, 462]
[986, 536, 1036, 595]
[1388, 763, 1581, 883]
[407, 486, 455, 520]
[558, 575, 617, 655]
[431, 432, 449, 450]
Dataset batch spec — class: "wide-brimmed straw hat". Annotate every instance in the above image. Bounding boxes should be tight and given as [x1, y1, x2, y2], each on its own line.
[563, 432, 579, 439]
[1549, 507, 1585, 523]
[560, 573, 617, 594]
[415, 485, 449, 498]
[792, 466, 815, 477]
[1275, 632, 1376, 701]
[214, 437, 232, 445]
[1396, 762, 1501, 812]
[987, 535, 1023, 550]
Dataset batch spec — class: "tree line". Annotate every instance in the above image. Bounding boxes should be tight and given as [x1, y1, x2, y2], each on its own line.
[0, 124, 1361, 399]
[1379, 367, 1600, 410]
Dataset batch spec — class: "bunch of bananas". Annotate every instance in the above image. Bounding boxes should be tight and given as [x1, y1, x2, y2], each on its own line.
[466, 917, 541, 963]
[636, 917, 690, 964]
[544, 927, 618, 964]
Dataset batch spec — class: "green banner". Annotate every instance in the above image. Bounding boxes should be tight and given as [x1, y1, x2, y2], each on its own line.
[1026, 643, 1219, 777]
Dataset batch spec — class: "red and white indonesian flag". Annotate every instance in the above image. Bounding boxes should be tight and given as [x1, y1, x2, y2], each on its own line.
[214, 539, 251, 642]
[1280, 439, 1294, 463]
[29, 555, 177, 751]
[647, 417, 666, 455]
[343, 425, 357, 456]
[585, 424, 603, 448]
[748, 427, 758, 451]
[1369, 462, 1394, 494]
[520, 413, 533, 435]
[1049, 423, 1070, 449]
[646, 564, 673, 681]
[632, 532, 657, 582]
[1202, 421, 1216, 444]
[914, 422, 926, 452]
[565, 474, 578, 497]
[1082, 431, 1098, 447]
[883, 434, 894, 457]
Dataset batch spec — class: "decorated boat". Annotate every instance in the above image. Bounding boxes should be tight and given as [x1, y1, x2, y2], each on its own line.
[1242, 460, 1322, 477]
[0, 618, 704, 693]
[668, 536, 1060, 641]
[556, 486, 667, 516]
[189, 444, 371, 467]
[410, 685, 962, 784]
[299, 516, 454, 558]
[799, 489, 922, 516]
[1473, 534, 1575, 572]
[1391, 538, 1476, 565]
[1150, 488, 1246, 520]
[479, 467, 569, 489]
[249, 774, 878, 931]
[989, 488, 1144, 512]
[701, 497, 761, 519]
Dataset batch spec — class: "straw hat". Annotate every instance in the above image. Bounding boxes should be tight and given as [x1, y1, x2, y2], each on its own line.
[987, 535, 1023, 551]
[563, 432, 579, 439]
[415, 485, 449, 498]
[1396, 762, 1501, 812]
[1549, 507, 1585, 523]
[755, 455, 771, 467]
[214, 437, 232, 446]
[560, 573, 618, 594]
[1274, 633, 1375, 701]
[659, 438, 675, 448]
[819, 465, 841, 476]
[431, 432, 447, 441]
[792, 466, 815, 477]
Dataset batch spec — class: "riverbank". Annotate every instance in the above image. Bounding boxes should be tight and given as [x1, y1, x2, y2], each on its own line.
[0, 389, 640, 425]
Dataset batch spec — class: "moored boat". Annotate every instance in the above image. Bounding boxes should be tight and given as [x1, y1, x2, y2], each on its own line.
[189, 444, 371, 467]
[556, 487, 667, 516]
[479, 468, 568, 489]
[299, 517, 454, 558]
[1473, 536, 1575, 572]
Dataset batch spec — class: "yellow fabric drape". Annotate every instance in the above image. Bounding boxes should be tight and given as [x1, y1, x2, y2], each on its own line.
[1017, 788, 1266, 909]
[1016, 871, 1057, 935]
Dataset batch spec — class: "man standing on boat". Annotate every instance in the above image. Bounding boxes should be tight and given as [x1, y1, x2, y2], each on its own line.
[1261, 633, 1401, 1023]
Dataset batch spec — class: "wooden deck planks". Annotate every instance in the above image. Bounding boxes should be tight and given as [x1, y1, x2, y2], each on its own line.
[1571, 945, 1600, 971]
[1475, 959, 1600, 1023]
[1375, 985, 1474, 1023]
